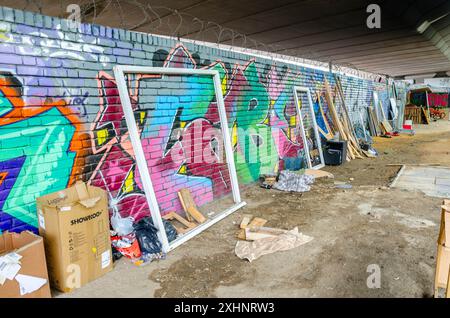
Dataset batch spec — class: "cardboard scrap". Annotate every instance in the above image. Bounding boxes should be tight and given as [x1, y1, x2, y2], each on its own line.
[304, 169, 334, 179]
[235, 227, 313, 262]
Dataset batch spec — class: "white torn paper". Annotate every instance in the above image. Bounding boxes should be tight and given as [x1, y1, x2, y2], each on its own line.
[15, 274, 47, 296]
[0, 252, 23, 284]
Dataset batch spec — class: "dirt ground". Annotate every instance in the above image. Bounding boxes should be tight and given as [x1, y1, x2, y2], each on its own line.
[59, 120, 450, 298]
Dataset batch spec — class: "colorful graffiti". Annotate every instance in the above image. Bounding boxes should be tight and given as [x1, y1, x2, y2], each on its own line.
[0, 8, 383, 233]
[85, 45, 312, 222]
[0, 72, 84, 233]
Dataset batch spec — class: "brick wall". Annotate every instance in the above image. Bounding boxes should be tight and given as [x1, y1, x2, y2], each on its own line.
[0, 6, 397, 233]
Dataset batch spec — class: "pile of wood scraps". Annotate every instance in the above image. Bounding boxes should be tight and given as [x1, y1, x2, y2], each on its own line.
[162, 188, 208, 235]
[237, 215, 268, 240]
[235, 214, 313, 262]
[323, 79, 365, 161]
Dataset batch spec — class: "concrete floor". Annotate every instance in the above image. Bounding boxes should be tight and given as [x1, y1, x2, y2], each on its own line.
[57, 120, 450, 298]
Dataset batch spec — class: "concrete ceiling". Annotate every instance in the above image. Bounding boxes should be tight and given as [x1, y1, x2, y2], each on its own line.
[2, 0, 450, 78]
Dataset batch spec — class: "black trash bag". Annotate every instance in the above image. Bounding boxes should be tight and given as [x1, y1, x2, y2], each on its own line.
[133, 217, 161, 254]
[163, 219, 178, 242]
[133, 217, 179, 254]
[111, 245, 123, 262]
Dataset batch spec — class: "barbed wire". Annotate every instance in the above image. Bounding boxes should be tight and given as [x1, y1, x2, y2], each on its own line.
[22, 0, 385, 81]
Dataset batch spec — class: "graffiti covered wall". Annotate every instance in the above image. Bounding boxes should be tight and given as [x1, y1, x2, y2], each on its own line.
[0, 7, 389, 233]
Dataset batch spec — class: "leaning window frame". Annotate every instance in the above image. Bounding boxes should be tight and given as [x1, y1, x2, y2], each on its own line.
[293, 86, 325, 170]
[113, 65, 246, 253]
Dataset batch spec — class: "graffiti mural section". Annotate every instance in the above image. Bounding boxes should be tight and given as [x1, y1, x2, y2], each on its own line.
[0, 7, 385, 233]
[0, 72, 84, 233]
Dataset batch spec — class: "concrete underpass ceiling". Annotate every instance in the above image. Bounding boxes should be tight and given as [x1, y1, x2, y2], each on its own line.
[2, 0, 450, 78]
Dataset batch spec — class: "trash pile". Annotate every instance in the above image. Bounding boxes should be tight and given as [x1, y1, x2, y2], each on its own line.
[235, 215, 313, 262]
[272, 170, 315, 192]
[259, 168, 334, 192]
[110, 188, 208, 265]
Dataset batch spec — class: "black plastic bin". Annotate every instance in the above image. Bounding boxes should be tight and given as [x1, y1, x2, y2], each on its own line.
[323, 140, 347, 165]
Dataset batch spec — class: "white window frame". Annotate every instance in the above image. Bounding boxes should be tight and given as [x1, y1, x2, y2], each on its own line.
[293, 86, 325, 170]
[113, 65, 246, 253]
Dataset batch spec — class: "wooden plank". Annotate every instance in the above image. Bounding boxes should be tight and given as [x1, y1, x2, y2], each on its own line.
[248, 217, 267, 228]
[177, 190, 193, 222]
[240, 214, 253, 229]
[237, 229, 246, 240]
[435, 244, 450, 290]
[244, 229, 278, 241]
[447, 270, 450, 298]
[318, 126, 333, 140]
[435, 200, 450, 297]
[248, 226, 289, 235]
[244, 226, 291, 241]
[174, 225, 191, 235]
[324, 79, 355, 160]
[178, 188, 207, 223]
[178, 188, 195, 210]
[341, 114, 362, 155]
[381, 120, 393, 133]
[334, 76, 363, 154]
[163, 212, 197, 235]
[163, 212, 197, 228]
[187, 206, 206, 224]
[422, 107, 430, 124]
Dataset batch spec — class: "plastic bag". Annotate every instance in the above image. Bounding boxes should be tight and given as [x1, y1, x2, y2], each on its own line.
[111, 231, 142, 259]
[111, 246, 123, 262]
[133, 217, 162, 254]
[164, 219, 178, 242]
[133, 217, 178, 255]
[110, 211, 134, 236]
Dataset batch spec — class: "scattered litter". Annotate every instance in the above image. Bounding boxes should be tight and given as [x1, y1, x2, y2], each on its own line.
[111, 231, 142, 260]
[272, 170, 315, 192]
[132, 217, 172, 264]
[235, 227, 313, 262]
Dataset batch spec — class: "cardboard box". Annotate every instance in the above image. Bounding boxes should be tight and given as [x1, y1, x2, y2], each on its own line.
[0, 231, 52, 298]
[36, 181, 113, 293]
